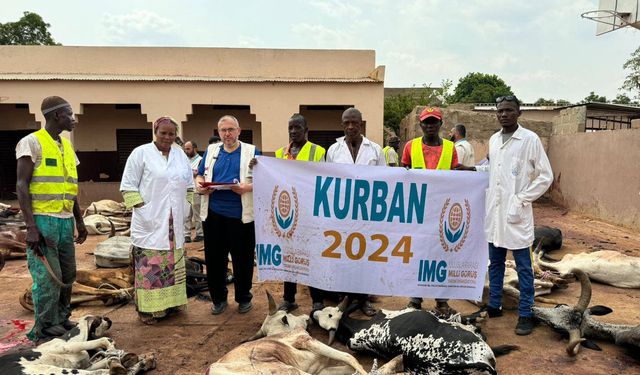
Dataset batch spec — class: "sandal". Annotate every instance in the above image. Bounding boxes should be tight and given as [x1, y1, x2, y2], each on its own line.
[138, 312, 158, 325]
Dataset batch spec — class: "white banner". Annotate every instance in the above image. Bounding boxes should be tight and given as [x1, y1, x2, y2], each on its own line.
[253, 156, 490, 300]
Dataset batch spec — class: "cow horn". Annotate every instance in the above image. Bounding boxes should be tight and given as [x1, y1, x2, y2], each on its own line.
[108, 219, 116, 238]
[337, 296, 350, 312]
[266, 290, 277, 316]
[572, 269, 591, 313]
[566, 328, 584, 356]
[328, 329, 336, 346]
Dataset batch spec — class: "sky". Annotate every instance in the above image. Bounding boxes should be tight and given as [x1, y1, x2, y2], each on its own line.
[2, 0, 639, 103]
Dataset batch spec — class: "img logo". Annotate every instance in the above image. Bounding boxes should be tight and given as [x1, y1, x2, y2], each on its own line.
[418, 260, 447, 283]
[257, 244, 282, 266]
[270, 185, 299, 238]
[439, 198, 471, 252]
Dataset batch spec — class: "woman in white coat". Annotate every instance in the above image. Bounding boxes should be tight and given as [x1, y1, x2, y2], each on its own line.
[120, 117, 194, 324]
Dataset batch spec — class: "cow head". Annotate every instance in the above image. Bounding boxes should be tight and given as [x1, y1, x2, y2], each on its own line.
[311, 296, 350, 345]
[244, 291, 309, 342]
[62, 315, 113, 342]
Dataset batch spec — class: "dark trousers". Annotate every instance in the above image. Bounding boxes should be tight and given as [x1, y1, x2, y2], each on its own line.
[203, 210, 255, 305]
[283, 282, 324, 304]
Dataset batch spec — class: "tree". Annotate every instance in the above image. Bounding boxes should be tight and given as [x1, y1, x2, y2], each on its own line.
[612, 93, 632, 104]
[581, 91, 608, 104]
[534, 98, 556, 106]
[622, 46, 640, 100]
[384, 80, 451, 134]
[449, 72, 513, 104]
[0, 11, 59, 45]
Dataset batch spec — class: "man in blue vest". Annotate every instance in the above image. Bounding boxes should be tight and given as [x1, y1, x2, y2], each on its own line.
[16, 96, 88, 341]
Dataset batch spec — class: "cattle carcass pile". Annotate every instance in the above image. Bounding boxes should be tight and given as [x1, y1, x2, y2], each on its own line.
[0, 203, 27, 272]
[0, 315, 155, 375]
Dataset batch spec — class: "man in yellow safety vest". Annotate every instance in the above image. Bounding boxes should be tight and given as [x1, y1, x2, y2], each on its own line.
[15, 96, 88, 341]
[274, 114, 327, 312]
[400, 106, 459, 317]
[382, 135, 400, 166]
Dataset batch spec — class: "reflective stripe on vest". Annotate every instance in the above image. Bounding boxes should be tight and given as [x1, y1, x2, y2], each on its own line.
[383, 146, 391, 164]
[275, 142, 325, 162]
[29, 129, 78, 213]
[410, 137, 454, 170]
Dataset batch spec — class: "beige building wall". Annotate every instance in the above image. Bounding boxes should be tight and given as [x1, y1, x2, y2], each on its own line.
[0, 104, 38, 130]
[183, 105, 262, 150]
[547, 129, 640, 229]
[75, 104, 149, 151]
[552, 106, 586, 135]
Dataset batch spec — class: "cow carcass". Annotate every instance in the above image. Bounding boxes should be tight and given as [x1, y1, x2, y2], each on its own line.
[84, 214, 130, 236]
[83, 200, 129, 217]
[490, 260, 574, 306]
[534, 225, 563, 252]
[313, 298, 517, 375]
[94, 235, 131, 268]
[0, 227, 27, 272]
[207, 291, 404, 375]
[535, 250, 640, 288]
[533, 269, 640, 356]
[20, 268, 133, 311]
[0, 315, 155, 375]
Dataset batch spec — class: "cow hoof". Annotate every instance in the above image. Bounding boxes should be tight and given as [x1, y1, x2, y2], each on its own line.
[121, 352, 140, 368]
[108, 358, 127, 375]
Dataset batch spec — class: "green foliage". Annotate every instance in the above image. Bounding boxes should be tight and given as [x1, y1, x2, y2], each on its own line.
[581, 91, 608, 104]
[533, 98, 572, 106]
[0, 11, 59, 45]
[622, 46, 640, 100]
[383, 80, 452, 134]
[611, 93, 638, 105]
[449, 72, 513, 104]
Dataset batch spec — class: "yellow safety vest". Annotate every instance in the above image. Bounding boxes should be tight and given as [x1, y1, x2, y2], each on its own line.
[29, 128, 78, 213]
[410, 137, 454, 170]
[383, 146, 393, 165]
[275, 141, 325, 162]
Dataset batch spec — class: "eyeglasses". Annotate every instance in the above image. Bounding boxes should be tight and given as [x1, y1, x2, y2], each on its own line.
[496, 95, 519, 104]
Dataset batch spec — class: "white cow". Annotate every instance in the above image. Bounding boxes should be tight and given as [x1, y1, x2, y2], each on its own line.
[536, 250, 640, 288]
[207, 291, 405, 375]
[0, 315, 155, 375]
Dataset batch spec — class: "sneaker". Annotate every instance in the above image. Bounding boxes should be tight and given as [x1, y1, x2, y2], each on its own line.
[41, 324, 67, 337]
[312, 302, 325, 311]
[211, 301, 228, 315]
[193, 235, 204, 242]
[481, 305, 504, 318]
[184, 236, 192, 243]
[238, 301, 253, 314]
[515, 316, 535, 336]
[277, 300, 299, 313]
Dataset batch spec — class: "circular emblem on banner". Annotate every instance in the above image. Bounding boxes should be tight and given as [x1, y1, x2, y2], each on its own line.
[439, 198, 471, 252]
[448, 203, 463, 231]
[278, 191, 292, 217]
[271, 185, 299, 238]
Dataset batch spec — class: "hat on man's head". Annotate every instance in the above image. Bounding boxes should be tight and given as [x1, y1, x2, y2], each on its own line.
[41, 96, 70, 115]
[419, 107, 442, 122]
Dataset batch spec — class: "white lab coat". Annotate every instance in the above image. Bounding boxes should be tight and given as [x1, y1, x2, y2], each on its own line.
[120, 143, 194, 250]
[476, 125, 553, 250]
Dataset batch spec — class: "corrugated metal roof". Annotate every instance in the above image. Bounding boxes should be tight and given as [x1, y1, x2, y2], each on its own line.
[0, 73, 380, 83]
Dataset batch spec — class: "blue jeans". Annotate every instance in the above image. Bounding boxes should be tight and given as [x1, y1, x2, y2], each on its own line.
[488, 243, 534, 318]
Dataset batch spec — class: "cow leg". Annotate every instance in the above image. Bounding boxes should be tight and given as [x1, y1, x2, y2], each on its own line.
[21, 364, 112, 375]
[49, 337, 116, 354]
[295, 338, 368, 375]
[126, 353, 157, 374]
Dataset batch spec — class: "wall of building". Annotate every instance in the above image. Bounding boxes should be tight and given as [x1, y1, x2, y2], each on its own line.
[552, 106, 586, 135]
[75, 104, 149, 151]
[0, 104, 38, 130]
[547, 129, 640, 229]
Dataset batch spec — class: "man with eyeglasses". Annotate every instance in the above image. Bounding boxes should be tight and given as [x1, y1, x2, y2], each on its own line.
[401, 106, 459, 317]
[196, 115, 261, 315]
[457, 95, 553, 335]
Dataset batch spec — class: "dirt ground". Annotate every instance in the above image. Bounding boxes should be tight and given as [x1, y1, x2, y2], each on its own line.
[1, 199, 639, 374]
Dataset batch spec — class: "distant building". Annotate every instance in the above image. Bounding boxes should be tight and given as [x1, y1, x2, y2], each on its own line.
[0, 46, 385, 201]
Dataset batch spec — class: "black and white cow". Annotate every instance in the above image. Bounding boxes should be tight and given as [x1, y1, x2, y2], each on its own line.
[0, 315, 155, 375]
[313, 299, 517, 375]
